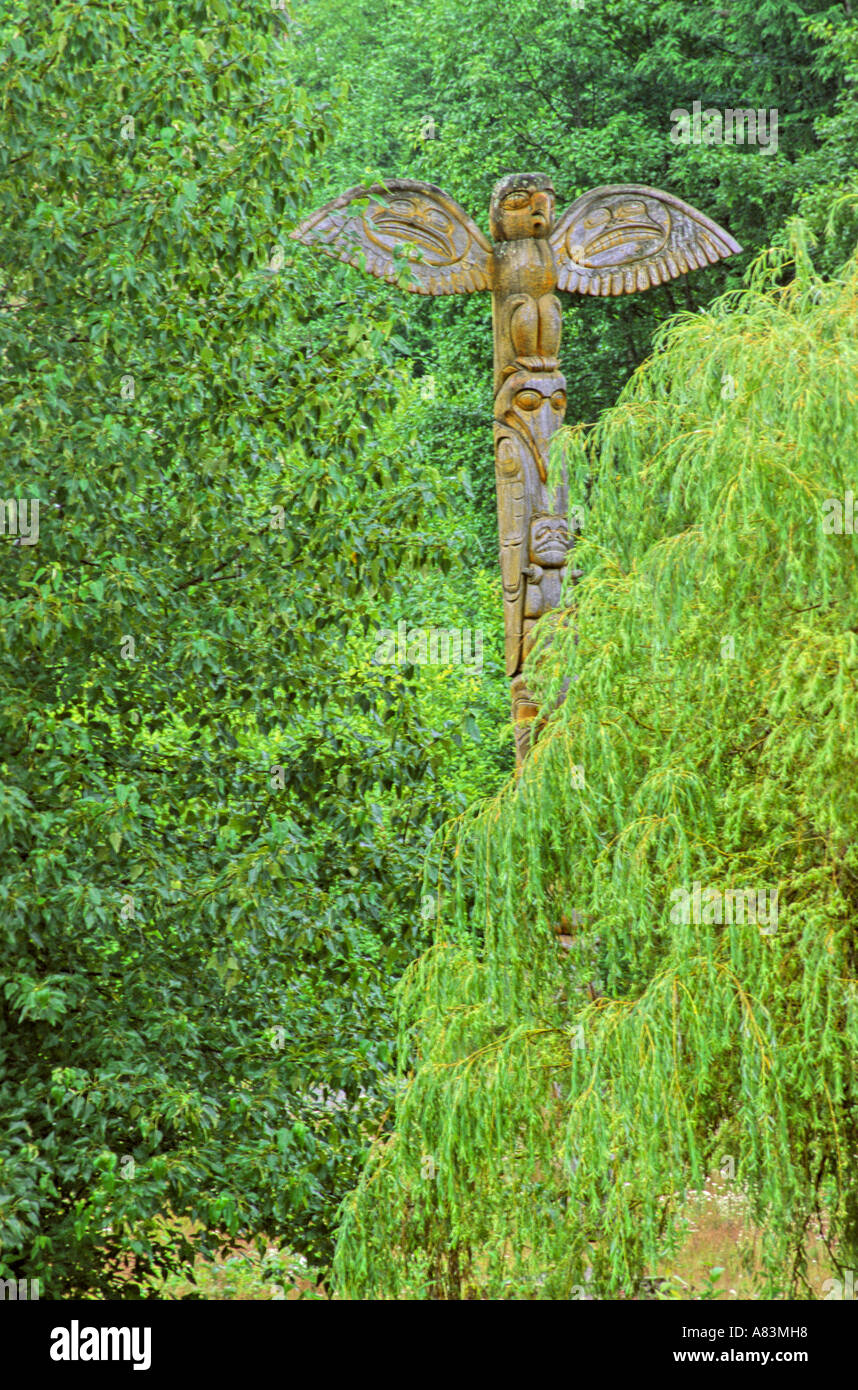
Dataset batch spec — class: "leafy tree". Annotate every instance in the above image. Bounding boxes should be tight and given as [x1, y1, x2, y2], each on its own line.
[0, 0, 475, 1295]
[795, 13, 858, 270]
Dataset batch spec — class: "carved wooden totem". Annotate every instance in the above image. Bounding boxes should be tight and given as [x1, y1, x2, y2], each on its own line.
[292, 173, 740, 768]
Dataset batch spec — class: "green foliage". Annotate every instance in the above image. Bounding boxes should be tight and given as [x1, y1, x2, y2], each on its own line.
[796, 14, 858, 271]
[333, 226, 858, 1299]
[0, 0, 479, 1295]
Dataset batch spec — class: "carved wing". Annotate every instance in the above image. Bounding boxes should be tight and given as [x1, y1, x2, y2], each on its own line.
[290, 179, 493, 295]
[550, 184, 741, 296]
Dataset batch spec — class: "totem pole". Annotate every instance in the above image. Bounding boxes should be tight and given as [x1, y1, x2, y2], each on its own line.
[292, 174, 740, 768]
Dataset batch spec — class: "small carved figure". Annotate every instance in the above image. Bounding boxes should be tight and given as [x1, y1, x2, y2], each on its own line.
[523, 513, 570, 652]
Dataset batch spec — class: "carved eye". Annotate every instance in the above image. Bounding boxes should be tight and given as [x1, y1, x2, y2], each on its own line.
[503, 192, 530, 211]
[615, 200, 647, 220]
[423, 206, 451, 230]
[514, 389, 542, 411]
[389, 199, 414, 217]
[550, 390, 567, 412]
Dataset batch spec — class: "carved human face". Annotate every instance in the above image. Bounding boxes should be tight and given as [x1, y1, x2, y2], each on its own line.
[496, 186, 555, 241]
[529, 514, 569, 567]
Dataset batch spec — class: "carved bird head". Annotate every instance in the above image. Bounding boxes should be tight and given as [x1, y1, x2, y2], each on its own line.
[490, 172, 556, 243]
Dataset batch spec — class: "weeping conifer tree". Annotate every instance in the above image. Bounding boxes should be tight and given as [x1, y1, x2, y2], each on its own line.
[333, 221, 858, 1300]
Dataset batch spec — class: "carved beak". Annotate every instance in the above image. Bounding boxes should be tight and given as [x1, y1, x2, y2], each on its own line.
[530, 192, 552, 233]
[505, 399, 556, 483]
